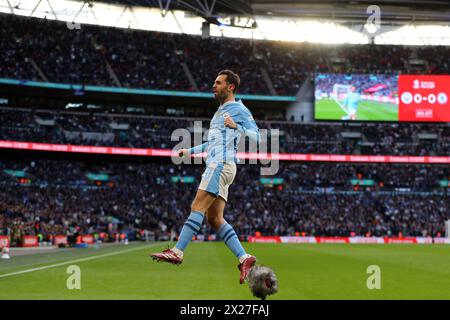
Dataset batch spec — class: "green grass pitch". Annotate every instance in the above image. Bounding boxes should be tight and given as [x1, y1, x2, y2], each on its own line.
[1, 242, 449, 299]
[315, 98, 398, 121]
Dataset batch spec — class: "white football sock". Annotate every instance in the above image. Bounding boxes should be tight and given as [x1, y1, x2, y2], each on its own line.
[239, 254, 252, 264]
[172, 247, 184, 257]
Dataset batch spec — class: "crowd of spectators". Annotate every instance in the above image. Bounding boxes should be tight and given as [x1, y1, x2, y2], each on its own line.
[1, 13, 450, 96]
[1, 158, 449, 241]
[1, 108, 450, 156]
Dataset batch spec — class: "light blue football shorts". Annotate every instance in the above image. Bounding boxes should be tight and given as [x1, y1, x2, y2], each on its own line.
[198, 162, 237, 202]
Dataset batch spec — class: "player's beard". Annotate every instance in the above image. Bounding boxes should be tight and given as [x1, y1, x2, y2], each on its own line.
[214, 89, 229, 105]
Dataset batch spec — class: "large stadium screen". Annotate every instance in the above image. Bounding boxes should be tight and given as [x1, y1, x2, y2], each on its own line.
[315, 74, 450, 122]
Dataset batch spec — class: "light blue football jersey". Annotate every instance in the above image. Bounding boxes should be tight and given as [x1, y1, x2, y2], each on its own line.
[345, 92, 360, 110]
[188, 99, 259, 165]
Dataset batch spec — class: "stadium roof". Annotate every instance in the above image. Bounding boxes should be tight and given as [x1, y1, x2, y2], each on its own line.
[89, 0, 450, 22]
[3, 0, 449, 45]
[84, 0, 253, 16]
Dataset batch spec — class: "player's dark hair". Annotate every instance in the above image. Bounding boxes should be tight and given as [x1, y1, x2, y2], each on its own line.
[218, 69, 240, 94]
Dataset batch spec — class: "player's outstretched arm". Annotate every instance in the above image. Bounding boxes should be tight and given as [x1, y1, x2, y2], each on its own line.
[179, 142, 208, 157]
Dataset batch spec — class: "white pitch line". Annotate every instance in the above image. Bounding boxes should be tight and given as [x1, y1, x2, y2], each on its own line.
[0, 243, 161, 279]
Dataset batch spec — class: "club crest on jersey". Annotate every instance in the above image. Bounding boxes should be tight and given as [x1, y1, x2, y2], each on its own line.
[222, 112, 230, 119]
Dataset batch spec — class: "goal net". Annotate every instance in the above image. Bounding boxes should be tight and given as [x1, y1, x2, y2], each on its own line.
[446, 220, 450, 238]
[332, 84, 352, 115]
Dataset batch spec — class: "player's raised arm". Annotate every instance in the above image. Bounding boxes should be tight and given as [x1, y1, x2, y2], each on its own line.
[234, 108, 260, 144]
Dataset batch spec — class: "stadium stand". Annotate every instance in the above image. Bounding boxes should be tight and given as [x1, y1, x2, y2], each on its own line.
[1, 10, 450, 246]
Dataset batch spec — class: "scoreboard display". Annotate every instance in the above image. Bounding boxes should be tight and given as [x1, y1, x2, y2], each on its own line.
[315, 73, 450, 122]
[398, 75, 450, 122]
